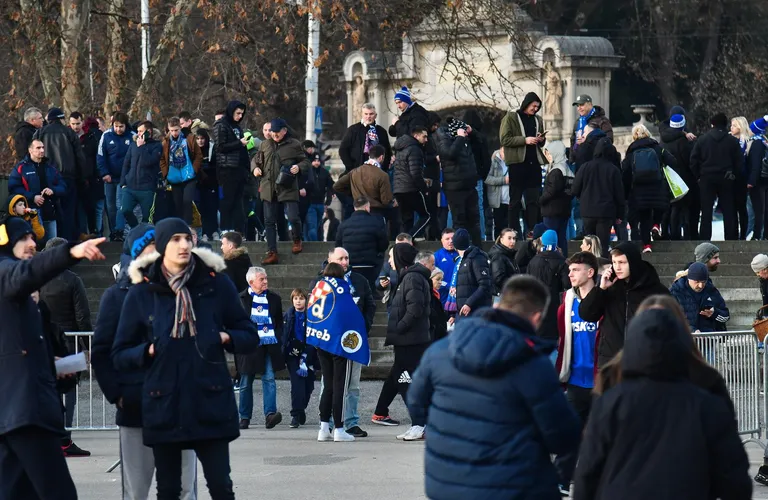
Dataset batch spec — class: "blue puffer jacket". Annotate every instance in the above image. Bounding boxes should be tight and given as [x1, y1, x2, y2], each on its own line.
[9, 156, 67, 203]
[408, 308, 581, 500]
[119, 139, 162, 191]
[97, 129, 135, 180]
[455, 245, 493, 312]
[112, 248, 259, 446]
[669, 278, 729, 333]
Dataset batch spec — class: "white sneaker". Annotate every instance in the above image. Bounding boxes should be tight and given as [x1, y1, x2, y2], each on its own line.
[317, 423, 332, 442]
[396, 426, 414, 440]
[403, 425, 425, 441]
[333, 428, 355, 442]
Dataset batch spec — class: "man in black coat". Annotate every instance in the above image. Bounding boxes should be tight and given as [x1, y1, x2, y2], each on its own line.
[452, 228, 492, 321]
[393, 126, 431, 239]
[435, 120, 481, 244]
[389, 87, 430, 140]
[660, 112, 698, 240]
[335, 196, 389, 290]
[39, 237, 93, 457]
[339, 103, 392, 173]
[372, 244, 432, 439]
[579, 241, 669, 367]
[235, 266, 284, 430]
[34, 107, 88, 240]
[690, 112, 743, 241]
[526, 230, 570, 346]
[14, 106, 44, 161]
[0, 217, 105, 500]
[220, 231, 252, 293]
[212, 100, 249, 232]
[574, 309, 752, 500]
[309, 247, 375, 438]
[91, 224, 197, 498]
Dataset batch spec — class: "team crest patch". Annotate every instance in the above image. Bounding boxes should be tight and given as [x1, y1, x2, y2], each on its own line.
[308, 280, 336, 322]
[341, 330, 363, 354]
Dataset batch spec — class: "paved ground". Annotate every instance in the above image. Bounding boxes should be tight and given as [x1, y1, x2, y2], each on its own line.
[66, 380, 768, 499]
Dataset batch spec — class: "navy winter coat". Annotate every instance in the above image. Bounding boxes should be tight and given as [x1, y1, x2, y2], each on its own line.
[334, 210, 389, 268]
[408, 308, 581, 500]
[669, 278, 729, 333]
[9, 156, 67, 205]
[92, 272, 146, 427]
[0, 244, 82, 437]
[97, 129, 135, 180]
[120, 139, 163, 191]
[112, 248, 259, 446]
[455, 246, 493, 312]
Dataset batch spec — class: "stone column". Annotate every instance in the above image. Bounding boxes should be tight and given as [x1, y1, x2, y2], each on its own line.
[346, 82, 354, 127]
[565, 70, 578, 145]
[603, 71, 612, 118]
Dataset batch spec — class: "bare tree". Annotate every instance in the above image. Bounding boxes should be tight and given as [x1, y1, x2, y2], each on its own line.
[60, 0, 91, 113]
[103, 0, 127, 117]
[18, 0, 61, 107]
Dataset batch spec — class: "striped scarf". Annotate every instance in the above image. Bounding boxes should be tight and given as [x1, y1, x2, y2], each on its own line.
[250, 289, 277, 344]
[161, 259, 197, 338]
[444, 256, 462, 312]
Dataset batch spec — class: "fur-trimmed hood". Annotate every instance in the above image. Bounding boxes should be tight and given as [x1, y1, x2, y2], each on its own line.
[128, 247, 227, 284]
[224, 246, 248, 261]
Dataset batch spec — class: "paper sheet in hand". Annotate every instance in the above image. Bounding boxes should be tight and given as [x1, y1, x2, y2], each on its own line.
[55, 352, 87, 375]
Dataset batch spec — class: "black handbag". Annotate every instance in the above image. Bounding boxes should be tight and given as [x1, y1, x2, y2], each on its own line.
[276, 165, 295, 187]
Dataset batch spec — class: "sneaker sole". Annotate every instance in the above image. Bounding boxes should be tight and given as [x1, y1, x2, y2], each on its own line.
[371, 419, 399, 426]
[317, 435, 332, 442]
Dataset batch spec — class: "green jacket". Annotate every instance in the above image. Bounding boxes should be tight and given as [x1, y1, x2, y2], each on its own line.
[499, 111, 547, 166]
[257, 137, 310, 203]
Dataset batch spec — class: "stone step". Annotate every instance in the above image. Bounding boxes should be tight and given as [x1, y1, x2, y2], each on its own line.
[642, 253, 759, 264]
[653, 264, 757, 277]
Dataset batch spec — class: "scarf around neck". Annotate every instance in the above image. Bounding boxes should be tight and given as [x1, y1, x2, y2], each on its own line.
[161, 259, 197, 339]
[344, 270, 357, 297]
[363, 124, 379, 155]
[364, 158, 382, 169]
[575, 107, 597, 148]
[444, 256, 462, 312]
[170, 133, 190, 170]
[250, 289, 277, 344]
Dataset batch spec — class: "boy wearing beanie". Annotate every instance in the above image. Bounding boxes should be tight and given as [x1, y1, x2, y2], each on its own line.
[389, 86, 430, 139]
[113, 218, 260, 498]
[669, 262, 729, 333]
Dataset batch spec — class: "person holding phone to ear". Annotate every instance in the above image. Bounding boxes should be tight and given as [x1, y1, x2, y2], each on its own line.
[578, 242, 669, 368]
[120, 121, 162, 228]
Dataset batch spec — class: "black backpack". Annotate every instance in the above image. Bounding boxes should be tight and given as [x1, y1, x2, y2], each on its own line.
[631, 147, 663, 184]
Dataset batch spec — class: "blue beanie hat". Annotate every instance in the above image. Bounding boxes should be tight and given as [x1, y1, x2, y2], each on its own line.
[532, 222, 548, 240]
[452, 228, 471, 251]
[687, 262, 708, 282]
[127, 223, 155, 259]
[269, 118, 287, 132]
[394, 86, 413, 106]
[669, 105, 686, 119]
[750, 115, 768, 135]
[541, 230, 558, 250]
[670, 114, 686, 129]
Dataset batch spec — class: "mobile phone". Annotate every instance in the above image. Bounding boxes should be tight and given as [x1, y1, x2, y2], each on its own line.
[609, 267, 617, 281]
[538, 130, 550, 137]
[700, 305, 713, 312]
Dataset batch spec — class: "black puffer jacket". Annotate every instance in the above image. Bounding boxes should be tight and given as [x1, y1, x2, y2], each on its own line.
[386, 263, 432, 346]
[690, 127, 742, 180]
[222, 247, 252, 293]
[335, 210, 389, 268]
[747, 139, 768, 187]
[540, 167, 573, 218]
[393, 135, 428, 194]
[456, 246, 493, 312]
[526, 250, 570, 340]
[488, 242, 519, 294]
[435, 127, 477, 192]
[34, 120, 87, 180]
[659, 121, 696, 189]
[14, 121, 37, 160]
[621, 137, 677, 211]
[572, 138, 625, 219]
[212, 101, 248, 171]
[579, 242, 670, 367]
[389, 103, 430, 139]
[574, 310, 752, 500]
[39, 268, 92, 353]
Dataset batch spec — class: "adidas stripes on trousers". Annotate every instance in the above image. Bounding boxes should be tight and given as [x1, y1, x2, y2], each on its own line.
[395, 191, 431, 239]
[318, 350, 350, 429]
[374, 344, 429, 425]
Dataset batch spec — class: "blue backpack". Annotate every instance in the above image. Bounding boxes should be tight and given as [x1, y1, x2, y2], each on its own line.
[631, 147, 662, 184]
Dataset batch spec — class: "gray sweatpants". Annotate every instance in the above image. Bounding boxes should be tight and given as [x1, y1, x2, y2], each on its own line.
[119, 426, 197, 500]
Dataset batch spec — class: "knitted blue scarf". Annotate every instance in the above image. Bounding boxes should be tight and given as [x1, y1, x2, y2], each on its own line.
[575, 107, 597, 148]
[249, 289, 277, 345]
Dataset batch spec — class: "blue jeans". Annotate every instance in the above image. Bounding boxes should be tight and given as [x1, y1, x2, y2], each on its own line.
[92, 199, 105, 236]
[40, 216, 57, 244]
[104, 182, 126, 234]
[571, 197, 583, 237]
[476, 180, 485, 240]
[304, 203, 325, 241]
[121, 188, 155, 227]
[238, 356, 277, 420]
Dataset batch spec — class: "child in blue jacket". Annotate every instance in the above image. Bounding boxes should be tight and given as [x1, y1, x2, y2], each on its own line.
[283, 288, 318, 428]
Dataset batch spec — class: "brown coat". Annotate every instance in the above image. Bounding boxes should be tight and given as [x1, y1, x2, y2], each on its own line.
[256, 137, 311, 203]
[333, 163, 393, 209]
[160, 134, 202, 181]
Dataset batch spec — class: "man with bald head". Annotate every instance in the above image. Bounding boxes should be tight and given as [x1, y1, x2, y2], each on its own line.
[310, 247, 375, 437]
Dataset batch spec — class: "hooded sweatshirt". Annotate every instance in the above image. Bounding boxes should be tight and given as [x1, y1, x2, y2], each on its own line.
[213, 100, 248, 171]
[516, 93, 543, 164]
[499, 92, 546, 167]
[571, 138, 625, 219]
[578, 242, 669, 367]
[690, 126, 742, 180]
[7, 194, 44, 241]
[539, 140, 573, 218]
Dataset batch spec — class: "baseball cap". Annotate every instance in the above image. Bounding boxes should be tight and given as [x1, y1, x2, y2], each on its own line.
[572, 95, 592, 106]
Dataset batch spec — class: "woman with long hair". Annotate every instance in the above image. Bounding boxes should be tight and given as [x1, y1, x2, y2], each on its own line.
[579, 235, 602, 260]
[731, 116, 753, 239]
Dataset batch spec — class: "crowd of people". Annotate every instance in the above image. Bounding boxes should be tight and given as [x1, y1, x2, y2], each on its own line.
[4, 85, 768, 500]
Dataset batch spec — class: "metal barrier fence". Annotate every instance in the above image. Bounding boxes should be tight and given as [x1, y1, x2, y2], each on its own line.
[64, 331, 118, 431]
[693, 331, 763, 441]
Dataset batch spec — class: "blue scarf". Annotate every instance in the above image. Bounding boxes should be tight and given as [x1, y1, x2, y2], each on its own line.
[444, 256, 461, 312]
[575, 107, 597, 149]
[344, 271, 356, 296]
[249, 289, 277, 345]
[740, 137, 748, 156]
[293, 310, 306, 342]
[170, 133, 190, 170]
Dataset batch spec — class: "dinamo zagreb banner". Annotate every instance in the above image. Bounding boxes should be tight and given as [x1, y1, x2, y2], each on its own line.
[306, 277, 371, 366]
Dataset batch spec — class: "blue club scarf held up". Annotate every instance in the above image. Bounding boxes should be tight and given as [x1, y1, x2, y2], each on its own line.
[250, 289, 277, 345]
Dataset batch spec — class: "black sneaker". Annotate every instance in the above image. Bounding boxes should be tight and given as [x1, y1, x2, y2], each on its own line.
[346, 426, 368, 437]
[289, 416, 300, 428]
[755, 465, 768, 486]
[61, 440, 91, 457]
[298, 412, 307, 426]
[239, 419, 250, 430]
[265, 412, 282, 429]
[371, 414, 400, 426]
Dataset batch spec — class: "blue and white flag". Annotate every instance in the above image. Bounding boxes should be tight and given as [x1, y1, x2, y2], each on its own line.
[306, 277, 370, 366]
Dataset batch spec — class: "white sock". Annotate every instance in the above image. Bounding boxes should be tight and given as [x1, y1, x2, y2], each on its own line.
[320, 422, 330, 433]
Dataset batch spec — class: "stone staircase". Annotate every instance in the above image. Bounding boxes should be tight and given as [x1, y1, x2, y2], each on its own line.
[79, 240, 767, 378]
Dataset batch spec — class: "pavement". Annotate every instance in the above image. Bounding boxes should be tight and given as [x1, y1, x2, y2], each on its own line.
[66, 380, 768, 499]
